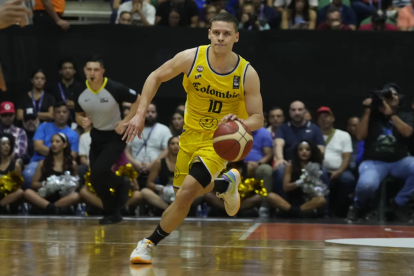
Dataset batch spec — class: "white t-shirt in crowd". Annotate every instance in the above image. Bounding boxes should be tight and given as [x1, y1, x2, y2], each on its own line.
[116, 1, 156, 25]
[274, 0, 318, 8]
[128, 123, 172, 163]
[79, 131, 91, 162]
[323, 129, 352, 171]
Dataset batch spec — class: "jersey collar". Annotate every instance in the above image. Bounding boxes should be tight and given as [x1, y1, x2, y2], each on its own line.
[86, 77, 108, 94]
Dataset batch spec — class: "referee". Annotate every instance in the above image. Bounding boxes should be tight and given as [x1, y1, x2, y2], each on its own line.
[75, 55, 140, 224]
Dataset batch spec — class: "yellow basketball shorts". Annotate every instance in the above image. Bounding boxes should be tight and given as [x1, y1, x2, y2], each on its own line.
[173, 129, 228, 189]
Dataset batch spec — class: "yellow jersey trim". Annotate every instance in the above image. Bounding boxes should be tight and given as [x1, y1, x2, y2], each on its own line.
[86, 77, 108, 94]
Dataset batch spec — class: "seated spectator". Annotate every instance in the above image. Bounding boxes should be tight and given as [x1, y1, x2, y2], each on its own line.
[348, 83, 414, 222]
[199, 5, 218, 28]
[156, 0, 199, 27]
[268, 140, 327, 218]
[273, 101, 325, 198]
[242, 127, 274, 217]
[397, 0, 414, 31]
[50, 58, 82, 126]
[80, 152, 142, 215]
[317, 6, 352, 29]
[317, 107, 355, 217]
[169, 110, 184, 136]
[140, 136, 179, 211]
[0, 102, 27, 161]
[168, 10, 181, 26]
[250, 0, 280, 29]
[239, 3, 271, 30]
[273, 0, 318, 14]
[208, 0, 236, 16]
[267, 107, 285, 140]
[281, 0, 316, 29]
[24, 133, 80, 214]
[22, 102, 79, 189]
[21, 109, 40, 165]
[118, 11, 133, 24]
[317, 0, 357, 29]
[204, 161, 262, 217]
[116, 0, 156, 26]
[17, 69, 55, 123]
[359, 9, 399, 30]
[125, 102, 172, 188]
[0, 133, 24, 213]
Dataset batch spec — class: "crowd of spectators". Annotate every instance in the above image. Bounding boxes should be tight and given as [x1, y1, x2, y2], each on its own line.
[28, 0, 414, 31]
[0, 55, 413, 224]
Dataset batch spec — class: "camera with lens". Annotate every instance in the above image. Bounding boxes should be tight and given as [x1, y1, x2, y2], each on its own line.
[369, 83, 401, 112]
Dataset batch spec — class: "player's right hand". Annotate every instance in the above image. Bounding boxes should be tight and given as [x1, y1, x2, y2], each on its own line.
[0, 0, 32, 30]
[123, 114, 145, 143]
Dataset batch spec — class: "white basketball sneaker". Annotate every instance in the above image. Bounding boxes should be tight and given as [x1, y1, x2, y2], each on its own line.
[216, 169, 241, 217]
[130, 239, 154, 264]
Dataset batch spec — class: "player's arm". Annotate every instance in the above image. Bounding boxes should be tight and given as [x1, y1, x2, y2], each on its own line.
[123, 48, 196, 142]
[241, 66, 264, 132]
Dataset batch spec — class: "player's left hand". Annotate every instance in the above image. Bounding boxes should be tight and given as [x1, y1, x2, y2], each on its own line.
[221, 113, 244, 123]
[122, 114, 145, 143]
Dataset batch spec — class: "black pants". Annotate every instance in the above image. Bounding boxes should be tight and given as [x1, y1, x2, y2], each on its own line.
[33, 10, 56, 26]
[89, 128, 125, 214]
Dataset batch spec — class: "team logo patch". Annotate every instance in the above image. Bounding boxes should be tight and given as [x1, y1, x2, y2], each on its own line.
[174, 166, 180, 179]
[197, 65, 204, 72]
[195, 74, 202, 79]
[100, 98, 109, 103]
[4, 104, 10, 110]
[233, 76, 240, 89]
[199, 116, 218, 130]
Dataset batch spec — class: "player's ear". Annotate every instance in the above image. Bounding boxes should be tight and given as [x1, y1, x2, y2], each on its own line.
[235, 32, 239, 43]
[208, 29, 211, 40]
[102, 68, 106, 75]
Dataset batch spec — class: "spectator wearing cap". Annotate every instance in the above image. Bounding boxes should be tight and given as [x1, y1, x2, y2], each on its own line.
[397, 0, 414, 30]
[317, 107, 355, 217]
[317, 6, 352, 29]
[317, 0, 357, 29]
[359, 9, 399, 30]
[22, 102, 79, 189]
[0, 102, 28, 161]
[273, 101, 326, 198]
[21, 109, 40, 165]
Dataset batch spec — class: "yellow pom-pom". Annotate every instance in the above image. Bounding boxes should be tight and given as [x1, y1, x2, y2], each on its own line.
[0, 171, 23, 198]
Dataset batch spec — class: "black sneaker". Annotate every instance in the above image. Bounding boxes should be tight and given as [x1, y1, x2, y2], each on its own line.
[99, 211, 123, 225]
[391, 199, 412, 223]
[347, 204, 361, 221]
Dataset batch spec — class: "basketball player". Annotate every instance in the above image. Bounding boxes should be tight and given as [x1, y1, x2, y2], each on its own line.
[125, 13, 263, 264]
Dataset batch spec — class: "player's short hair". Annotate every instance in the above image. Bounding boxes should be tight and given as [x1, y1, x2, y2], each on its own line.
[58, 57, 75, 70]
[210, 12, 239, 32]
[85, 55, 104, 68]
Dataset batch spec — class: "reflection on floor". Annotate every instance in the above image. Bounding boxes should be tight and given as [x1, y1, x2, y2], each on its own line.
[1, 216, 414, 276]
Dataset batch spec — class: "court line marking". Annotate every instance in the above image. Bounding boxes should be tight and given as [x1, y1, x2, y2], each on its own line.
[239, 222, 261, 240]
[0, 215, 258, 223]
[0, 238, 413, 254]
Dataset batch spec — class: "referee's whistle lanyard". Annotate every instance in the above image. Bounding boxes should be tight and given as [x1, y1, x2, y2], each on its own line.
[57, 82, 66, 103]
[31, 90, 44, 113]
[136, 123, 157, 157]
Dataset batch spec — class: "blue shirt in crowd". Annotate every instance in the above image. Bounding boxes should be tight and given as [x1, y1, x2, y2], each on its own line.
[31, 122, 79, 162]
[275, 121, 325, 161]
[317, 4, 357, 27]
[244, 127, 273, 162]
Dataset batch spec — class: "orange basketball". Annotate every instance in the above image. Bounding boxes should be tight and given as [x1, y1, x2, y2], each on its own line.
[213, 120, 253, 162]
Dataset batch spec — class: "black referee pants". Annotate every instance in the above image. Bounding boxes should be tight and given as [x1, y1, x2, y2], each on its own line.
[89, 128, 126, 214]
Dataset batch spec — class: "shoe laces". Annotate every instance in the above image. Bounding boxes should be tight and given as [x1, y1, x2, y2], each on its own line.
[216, 192, 225, 200]
[141, 240, 154, 253]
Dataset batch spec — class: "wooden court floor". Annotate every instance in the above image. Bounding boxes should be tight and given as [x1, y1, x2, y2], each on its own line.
[1, 217, 414, 276]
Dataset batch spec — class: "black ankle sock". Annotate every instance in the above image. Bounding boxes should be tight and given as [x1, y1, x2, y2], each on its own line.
[288, 206, 301, 218]
[146, 224, 170, 246]
[45, 203, 56, 214]
[213, 178, 230, 194]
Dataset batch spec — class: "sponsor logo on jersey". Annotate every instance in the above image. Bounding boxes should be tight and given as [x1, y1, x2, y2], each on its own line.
[100, 98, 109, 103]
[233, 76, 240, 89]
[192, 82, 240, 99]
[199, 116, 218, 130]
[197, 66, 204, 72]
[195, 74, 202, 79]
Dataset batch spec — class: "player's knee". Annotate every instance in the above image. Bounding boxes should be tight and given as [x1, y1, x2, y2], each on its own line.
[188, 162, 212, 188]
[175, 188, 199, 208]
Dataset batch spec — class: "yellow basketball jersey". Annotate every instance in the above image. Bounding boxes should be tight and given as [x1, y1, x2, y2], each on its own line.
[182, 45, 250, 132]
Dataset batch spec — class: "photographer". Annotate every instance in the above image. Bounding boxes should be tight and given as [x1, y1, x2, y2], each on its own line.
[348, 83, 414, 222]
[239, 3, 270, 31]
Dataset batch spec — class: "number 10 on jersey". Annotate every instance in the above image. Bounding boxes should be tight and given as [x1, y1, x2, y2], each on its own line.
[208, 100, 223, 114]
